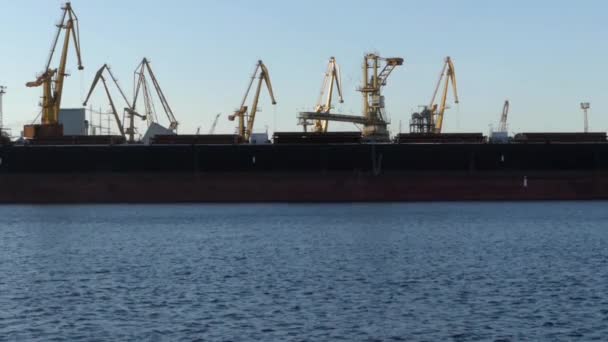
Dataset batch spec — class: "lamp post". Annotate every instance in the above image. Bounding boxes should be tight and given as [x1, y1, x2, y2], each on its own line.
[580, 102, 590, 133]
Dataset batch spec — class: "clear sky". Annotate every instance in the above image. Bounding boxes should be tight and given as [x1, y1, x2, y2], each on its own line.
[0, 0, 606, 136]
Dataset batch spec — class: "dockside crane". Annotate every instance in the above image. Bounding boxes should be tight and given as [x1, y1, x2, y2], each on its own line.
[359, 53, 404, 138]
[209, 113, 221, 134]
[132, 58, 178, 132]
[297, 53, 403, 140]
[82, 64, 146, 141]
[309, 57, 344, 133]
[498, 100, 509, 133]
[25, 2, 83, 136]
[229, 60, 277, 142]
[428, 56, 459, 134]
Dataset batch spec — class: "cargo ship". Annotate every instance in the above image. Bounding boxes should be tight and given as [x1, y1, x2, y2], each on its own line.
[1, 131, 607, 203]
[1, 3, 606, 204]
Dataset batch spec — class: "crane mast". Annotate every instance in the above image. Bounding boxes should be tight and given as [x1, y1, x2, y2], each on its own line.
[429, 56, 459, 134]
[312, 57, 344, 133]
[132, 58, 178, 133]
[498, 100, 509, 132]
[228, 60, 277, 142]
[26, 2, 83, 129]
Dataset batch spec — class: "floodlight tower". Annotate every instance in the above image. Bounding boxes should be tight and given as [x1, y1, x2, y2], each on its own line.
[0, 86, 6, 131]
[580, 102, 590, 133]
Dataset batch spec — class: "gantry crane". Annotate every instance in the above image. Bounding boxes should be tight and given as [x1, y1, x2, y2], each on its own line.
[25, 2, 83, 133]
[132, 58, 178, 132]
[82, 64, 146, 142]
[308, 57, 344, 133]
[209, 113, 221, 134]
[228, 60, 277, 142]
[498, 100, 509, 133]
[428, 56, 459, 134]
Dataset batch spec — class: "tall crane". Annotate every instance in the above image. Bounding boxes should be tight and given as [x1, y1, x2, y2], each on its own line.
[359, 53, 404, 138]
[297, 52, 403, 140]
[132, 58, 178, 132]
[498, 100, 509, 133]
[26, 2, 83, 129]
[82, 64, 146, 142]
[311, 57, 344, 133]
[209, 113, 221, 134]
[428, 56, 459, 134]
[228, 60, 277, 142]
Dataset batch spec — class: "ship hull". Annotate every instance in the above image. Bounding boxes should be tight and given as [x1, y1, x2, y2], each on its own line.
[1, 143, 607, 203]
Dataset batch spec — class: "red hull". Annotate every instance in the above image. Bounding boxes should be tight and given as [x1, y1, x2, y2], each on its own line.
[1, 171, 607, 203]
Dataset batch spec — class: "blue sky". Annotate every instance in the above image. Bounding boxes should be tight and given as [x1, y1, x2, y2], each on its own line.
[0, 0, 606, 136]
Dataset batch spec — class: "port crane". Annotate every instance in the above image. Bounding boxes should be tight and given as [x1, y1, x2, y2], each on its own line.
[428, 56, 459, 134]
[25, 2, 83, 131]
[82, 64, 147, 142]
[229, 60, 277, 141]
[302, 57, 344, 133]
[498, 100, 509, 132]
[132, 58, 178, 132]
[209, 113, 221, 134]
[298, 53, 403, 140]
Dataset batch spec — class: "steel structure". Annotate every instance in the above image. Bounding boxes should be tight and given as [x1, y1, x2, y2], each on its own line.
[26, 2, 83, 126]
[428, 56, 459, 133]
[209, 113, 221, 135]
[359, 53, 403, 138]
[83, 64, 146, 141]
[498, 100, 510, 133]
[133, 58, 178, 132]
[301, 57, 344, 133]
[229, 60, 277, 141]
[298, 53, 403, 140]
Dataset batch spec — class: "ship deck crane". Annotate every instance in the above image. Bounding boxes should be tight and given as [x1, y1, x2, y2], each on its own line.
[82, 64, 146, 141]
[132, 58, 178, 132]
[498, 100, 509, 132]
[228, 60, 277, 142]
[25, 2, 83, 134]
[306, 57, 344, 133]
[428, 56, 459, 134]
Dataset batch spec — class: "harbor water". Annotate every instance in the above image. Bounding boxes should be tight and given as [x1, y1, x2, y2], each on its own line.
[1, 203, 608, 341]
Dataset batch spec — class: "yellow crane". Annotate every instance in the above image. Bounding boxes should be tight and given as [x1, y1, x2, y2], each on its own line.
[228, 60, 277, 142]
[313, 57, 344, 133]
[132, 58, 178, 132]
[26, 2, 83, 129]
[82, 64, 146, 142]
[428, 56, 459, 134]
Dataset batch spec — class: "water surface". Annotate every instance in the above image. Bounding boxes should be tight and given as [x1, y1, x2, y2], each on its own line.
[1, 203, 608, 341]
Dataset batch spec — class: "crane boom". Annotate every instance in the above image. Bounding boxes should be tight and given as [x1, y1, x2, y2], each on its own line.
[26, 2, 83, 126]
[228, 60, 277, 142]
[498, 100, 509, 132]
[312, 57, 344, 133]
[209, 113, 221, 134]
[429, 56, 459, 134]
[133, 58, 178, 132]
[83, 65, 130, 138]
